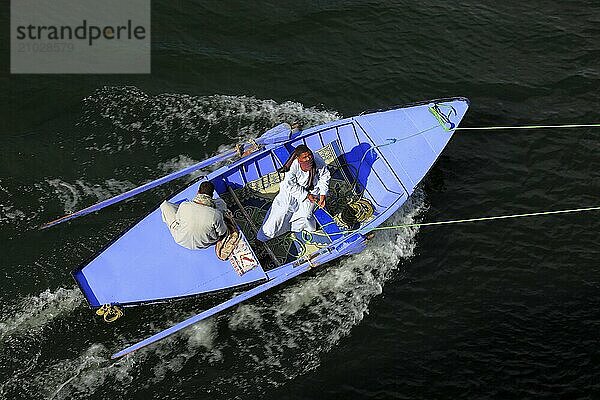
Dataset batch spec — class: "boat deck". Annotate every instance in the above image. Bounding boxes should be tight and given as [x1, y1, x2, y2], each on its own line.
[221, 140, 364, 268]
[73, 98, 470, 311]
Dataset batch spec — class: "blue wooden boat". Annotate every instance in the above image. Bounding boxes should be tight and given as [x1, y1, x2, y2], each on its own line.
[65, 98, 469, 358]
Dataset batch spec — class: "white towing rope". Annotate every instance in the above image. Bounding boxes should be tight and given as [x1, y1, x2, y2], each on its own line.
[457, 123, 600, 131]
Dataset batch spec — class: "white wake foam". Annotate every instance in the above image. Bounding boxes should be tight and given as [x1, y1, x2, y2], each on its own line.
[43, 190, 426, 399]
[157, 154, 206, 183]
[0, 287, 83, 341]
[221, 189, 426, 390]
[0, 179, 38, 228]
[79, 86, 340, 153]
[0, 203, 28, 226]
[43, 178, 137, 214]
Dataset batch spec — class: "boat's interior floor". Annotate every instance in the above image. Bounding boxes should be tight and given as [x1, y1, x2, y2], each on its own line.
[222, 141, 366, 269]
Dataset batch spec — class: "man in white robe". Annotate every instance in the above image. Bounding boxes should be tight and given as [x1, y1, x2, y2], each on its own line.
[257, 146, 331, 242]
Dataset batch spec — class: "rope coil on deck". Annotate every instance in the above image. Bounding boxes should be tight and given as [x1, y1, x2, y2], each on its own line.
[340, 199, 374, 226]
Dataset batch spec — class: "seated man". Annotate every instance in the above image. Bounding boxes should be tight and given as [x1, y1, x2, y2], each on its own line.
[257, 144, 331, 242]
[160, 181, 228, 250]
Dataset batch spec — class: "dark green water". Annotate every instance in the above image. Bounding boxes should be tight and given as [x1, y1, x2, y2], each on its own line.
[1, 1, 600, 399]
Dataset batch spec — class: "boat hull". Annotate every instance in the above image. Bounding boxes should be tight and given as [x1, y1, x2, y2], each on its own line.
[74, 98, 469, 309]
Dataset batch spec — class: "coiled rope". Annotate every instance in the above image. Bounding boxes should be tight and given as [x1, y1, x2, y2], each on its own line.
[96, 304, 123, 322]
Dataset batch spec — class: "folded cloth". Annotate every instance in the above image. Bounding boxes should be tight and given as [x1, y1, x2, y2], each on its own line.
[215, 213, 259, 275]
[215, 214, 241, 261]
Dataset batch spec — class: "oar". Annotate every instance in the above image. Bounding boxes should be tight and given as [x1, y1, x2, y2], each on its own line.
[40, 123, 295, 230]
[39, 148, 238, 230]
[111, 245, 331, 359]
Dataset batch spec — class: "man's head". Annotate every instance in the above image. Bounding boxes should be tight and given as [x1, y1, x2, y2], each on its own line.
[198, 181, 215, 196]
[293, 144, 314, 167]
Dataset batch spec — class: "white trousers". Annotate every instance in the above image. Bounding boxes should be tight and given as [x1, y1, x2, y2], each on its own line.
[257, 195, 317, 242]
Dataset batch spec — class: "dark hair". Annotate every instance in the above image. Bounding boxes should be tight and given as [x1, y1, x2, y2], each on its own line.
[198, 181, 215, 195]
[277, 145, 313, 173]
[277, 144, 315, 191]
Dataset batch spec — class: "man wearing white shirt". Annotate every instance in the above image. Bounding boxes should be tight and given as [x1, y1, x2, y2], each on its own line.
[257, 145, 331, 242]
